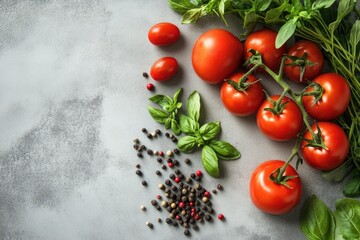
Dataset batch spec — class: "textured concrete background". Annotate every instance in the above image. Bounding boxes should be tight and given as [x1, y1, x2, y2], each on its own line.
[0, 0, 349, 239]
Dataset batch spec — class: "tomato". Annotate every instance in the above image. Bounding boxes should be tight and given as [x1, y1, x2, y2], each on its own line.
[302, 73, 350, 121]
[250, 160, 302, 215]
[150, 57, 178, 81]
[244, 29, 286, 72]
[284, 40, 324, 83]
[148, 22, 180, 46]
[192, 29, 243, 84]
[257, 95, 303, 141]
[301, 122, 349, 171]
[220, 72, 265, 116]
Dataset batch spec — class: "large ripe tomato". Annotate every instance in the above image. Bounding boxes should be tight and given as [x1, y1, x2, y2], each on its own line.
[244, 29, 286, 72]
[250, 160, 302, 215]
[257, 95, 303, 141]
[192, 29, 243, 84]
[301, 122, 349, 171]
[302, 73, 350, 120]
[284, 40, 324, 83]
[148, 22, 180, 46]
[150, 57, 178, 81]
[220, 72, 264, 116]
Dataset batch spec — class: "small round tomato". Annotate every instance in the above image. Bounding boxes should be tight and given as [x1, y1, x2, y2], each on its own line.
[148, 22, 180, 46]
[220, 72, 264, 116]
[192, 29, 243, 84]
[250, 160, 302, 215]
[257, 95, 303, 141]
[150, 57, 178, 81]
[301, 122, 349, 171]
[284, 40, 324, 83]
[302, 73, 350, 120]
[244, 29, 287, 72]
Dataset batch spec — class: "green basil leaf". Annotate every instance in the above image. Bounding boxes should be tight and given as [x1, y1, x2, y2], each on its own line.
[329, 0, 354, 34]
[164, 118, 172, 129]
[179, 114, 199, 134]
[168, 0, 197, 14]
[264, 2, 288, 24]
[201, 145, 219, 178]
[178, 136, 197, 153]
[276, 18, 297, 49]
[300, 195, 335, 240]
[334, 198, 360, 240]
[171, 119, 181, 135]
[209, 140, 240, 160]
[243, 11, 258, 28]
[149, 94, 173, 109]
[322, 160, 353, 183]
[148, 106, 170, 124]
[186, 91, 201, 121]
[350, 20, 360, 52]
[199, 121, 221, 140]
[343, 169, 360, 197]
[181, 8, 203, 24]
[173, 88, 183, 104]
[256, 0, 271, 11]
[312, 0, 336, 10]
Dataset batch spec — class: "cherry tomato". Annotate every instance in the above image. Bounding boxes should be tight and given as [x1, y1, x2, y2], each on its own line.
[257, 95, 303, 141]
[284, 40, 324, 83]
[302, 73, 350, 121]
[192, 29, 243, 84]
[220, 72, 265, 116]
[244, 29, 287, 72]
[150, 57, 178, 81]
[301, 122, 349, 171]
[250, 160, 302, 215]
[148, 22, 180, 46]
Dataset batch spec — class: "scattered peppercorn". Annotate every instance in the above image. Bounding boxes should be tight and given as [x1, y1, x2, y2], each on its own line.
[173, 148, 180, 154]
[142, 128, 147, 133]
[157, 157, 162, 163]
[155, 170, 161, 176]
[184, 158, 191, 164]
[174, 177, 181, 183]
[146, 221, 153, 228]
[159, 184, 165, 190]
[135, 164, 140, 169]
[165, 218, 172, 224]
[133, 144, 140, 150]
[159, 151, 164, 157]
[133, 138, 140, 144]
[137, 152, 143, 158]
[143, 72, 149, 78]
[136, 170, 142, 176]
[171, 137, 178, 143]
[147, 133, 152, 139]
[155, 129, 161, 135]
[147, 149, 153, 155]
[161, 164, 167, 170]
[140, 205, 146, 211]
[166, 150, 173, 157]
[205, 214, 212, 221]
[169, 173, 175, 179]
[218, 213, 225, 220]
[217, 184, 223, 190]
[195, 170, 202, 177]
[157, 218, 162, 223]
[212, 189, 217, 194]
[146, 83, 154, 91]
[173, 159, 179, 166]
[165, 132, 170, 138]
[204, 191, 211, 198]
[168, 162, 174, 168]
[184, 229, 190, 236]
[142, 180, 147, 186]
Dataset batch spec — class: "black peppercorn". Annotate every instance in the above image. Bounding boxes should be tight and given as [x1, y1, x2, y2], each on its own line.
[205, 214, 212, 221]
[142, 128, 147, 133]
[208, 208, 214, 214]
[217, 184, 223, 190]
[212, 189, 217, 194]
[173, 148, 180, 154]
[161, 164, 167, 170]
[136, 170, 142, 176]
[147, 133, 152, 139]
[169, 173, 175, 179]
[184, 229, 190, 236]
[157, 157, 162, 163]
[151, 200, 157, 206]
[167, 206, 172, 212]
[147, 149, 153, 155]
[172, 221, 178, 227]
[142, 180, 147, 186]
[156, 205, 161, 211]
[201, 205, 207, 211]
[156, 170, 161, 176]
[157, 218, 162, 223]
[143, 72, 149, 78]
[190, 173, 196, 179]
[185, 177, 192, 184]
[165, 132, 170, 137]
[184, 158, 191, 164]
[155, 129, 161, 135]
[194, 176, 200, 181]
[166, 158, 173, 163]
[135, 164, 140, 168]
[165, 179, 172, 186]
[192, 225, 199, 231]
[165, 218, 172, 224]
[137, 153, 143, 158]
[133, 144, 139, 150]
[171, 185, 178, 191]
[175, 169, 181, 175]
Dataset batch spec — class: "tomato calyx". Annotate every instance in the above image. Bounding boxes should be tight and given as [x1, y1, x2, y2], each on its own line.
[302, 82, 324, 107]
[285, 53, 316, 82]
[302, 123, 329, 150]
[263, 91, 289, 115]
[225, 76, 259, 92]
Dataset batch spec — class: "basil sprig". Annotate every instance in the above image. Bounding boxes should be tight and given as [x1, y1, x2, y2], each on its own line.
[178, 90, 240, 177]
[300, 195, 360, 240]
[148, 88, 183, 135]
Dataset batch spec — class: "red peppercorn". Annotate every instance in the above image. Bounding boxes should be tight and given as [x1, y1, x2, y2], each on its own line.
[159, 151, 164, 156]
[194, 214, 200, 220]
[204, 191, 211, 198]
[218, 214, 225, 220]
[176, 215, 181, 220]
[146, 83, 154, 91]
[174, 177, 181, 183]
[195, 170, 202, 177]
[189, 202, 194, 207]
[179, 202, 185, 208]
[156, 195, 162, 200]
[191, 208, 195, 212]
[168, 162, 174, 168]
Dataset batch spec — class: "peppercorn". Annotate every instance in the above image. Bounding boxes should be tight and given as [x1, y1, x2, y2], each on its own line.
[204, 191, 211, 198]
[181, 188, 187, 195]
[135, 164, 140, 169]
[208, 208, 214, 214]
[167, 158, 173, 163]
[142, 128, 147, 133]
[136, 170, 142, 176]
[159, 184, 165, 190]
[146, 221, 153, 228]
[195, 170, 202, 177]
[167, 206, 172, 212]
[165, 132, 170, 138]
[212, 189, 217, 194]
[143, 72, 149, 78]
[165, 193, 170, 198]
[178, 182, 184, 187]
[155, 129, 161, 135]
[174, 169, 181, 175]
[218, 213, 225, 220]
[171, 185, 178, 191]
[147, 133, 152, 139]
[154, 150, 158, 155]
[155, 170, 161, 176]
[184, 158, 191, 164]
[190, 173, 196, 179]
[201, 205, 207, 211]
[140, 205, 146, 211]
[217, 184, 223, 190]
[165, 188, 171, 193]
[146, 149, 153, 155]
[173, 148, 180, 154]
[137, 152, 143, 158]
[133, 138, 140, 144]
[166, 218, 172, 224]
[157, 157, 162, 163]
[156, 205, 161, 211]
[171, 137, 177, 143]
[156, 195, 162, 200]
[157, 218, 162, 223]
[185, 177, 192, 184]
[161, 164, 167, 170]
[133, 144, 139, 150]
[166, 150, 173, 157]
[159, 151, 164, 156]
[165, 179, 172, 186]
[194, 176, 200, 181]
[169, 173, 175, 179]
[151, 200, 157, 206]
[161, 201, 168, 207]
[194, 184, 202, 190]
[146, 83, 154, 91]
[151, 132, 157, 138]
[168, 162, 174, 168]
[184, 229, 190, 236]
[174, 177, 181, 183]
[172, 221, 178, 227]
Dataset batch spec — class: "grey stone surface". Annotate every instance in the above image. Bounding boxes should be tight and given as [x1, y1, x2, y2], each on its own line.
[0, 0, 349, 239]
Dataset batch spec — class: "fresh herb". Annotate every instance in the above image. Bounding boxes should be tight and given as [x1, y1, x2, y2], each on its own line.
[300, 195, 360, 240]
[168, 0, 360, 196]
[148, 88, 183, 135]
[149, 88, 240, 177]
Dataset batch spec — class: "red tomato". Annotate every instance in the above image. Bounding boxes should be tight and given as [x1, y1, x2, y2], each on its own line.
[192, 29, 243, 84]
[284, 40, 324, 83]
[148, 22, 180, 46]
[220, 72, 265, 116]
[257, 95, 303, 141]
[250, 160, 302, 215]
[302, 73, 350, 120]
[301, 122, 349, 171]
[244, 29, 286, 72]
[150, 57, 178, 81]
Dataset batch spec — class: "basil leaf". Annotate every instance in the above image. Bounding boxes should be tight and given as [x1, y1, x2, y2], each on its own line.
[178, 136, 197, 153]
[148, 106, 169, 124]
[322, 160, 352, 183]
[179, 114, 199, 134]
[199, 121, 221, 140]
[329, 0, 354, 34]
[209, 140, 240, 160]
[276, 18, 297, 49]
[300, 195, 335, 240]
[243, 11, 258, 28]
[173, 88, 183, 104]
[265, 2, 288, 24]
[343, 169, 360, 197]
[334, 198, 360, 240]
[350, 20, 360, 52]
[149, 94, 173, 109]
[186, 91, 201, 121]
[256, 0, 271, 11]
[168, 0, 197, 14]
[182, 8, 203, 24]
[312, 0, 336, 10]
[164, 118, 172, 129]
[201, 145, 219, 178]
[171, 119, 181, 135]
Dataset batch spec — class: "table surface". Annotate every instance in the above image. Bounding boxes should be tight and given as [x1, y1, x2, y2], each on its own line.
[0, 1, 350, 239]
